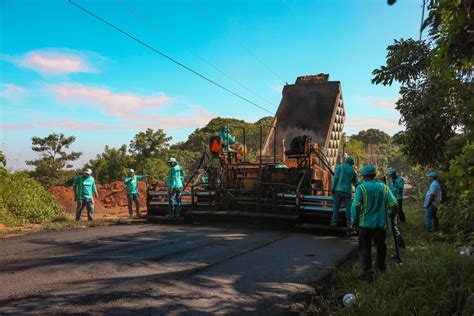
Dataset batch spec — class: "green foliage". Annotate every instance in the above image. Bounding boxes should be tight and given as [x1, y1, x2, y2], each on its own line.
[310, 206, 474, 315]
[373, 39, 471, 166]
[351, 128, 391, 145]
[27, 133, 82, 187]
[0, 171, 62, 226]
[440, 142, 474, 240]
[423, 0, 474, 75]
[129, 128, 171, 159]
[0, 151, 6, 174]
[372, 39, 431, 86]
[86, 145, 135, 183]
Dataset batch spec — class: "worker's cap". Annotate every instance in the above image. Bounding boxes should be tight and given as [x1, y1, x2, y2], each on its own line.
[426, 171, 438, 178]
[387, 169, 397, 175]
[167, 157, 177, 163]
[345, 156, 354, 164]
[129, 168, 135, 173]
[221, 126, 230, 131]
[361, 165, 376, 176]
[84, 168, 92, 174]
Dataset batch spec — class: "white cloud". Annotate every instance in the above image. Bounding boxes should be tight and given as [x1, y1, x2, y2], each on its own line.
[345, 117, 403, 134]
[365, 98, 397, 109]
[0, 84, 28, 103]
[52, 83, 174, 119]
[1, 48, 105, 76]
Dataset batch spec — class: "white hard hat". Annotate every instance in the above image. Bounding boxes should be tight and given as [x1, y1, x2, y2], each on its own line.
[168, 157, 177, 163]
[84, 168, 92, 174]
[129, 168, 135, 173]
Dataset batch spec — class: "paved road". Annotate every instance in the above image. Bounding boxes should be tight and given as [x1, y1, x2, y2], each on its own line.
[0, 222, 356, 315]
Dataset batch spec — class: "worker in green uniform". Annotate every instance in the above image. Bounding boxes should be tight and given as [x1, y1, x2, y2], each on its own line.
[167, 157, 185, 217]
[220, 126, 236, 152]
[387, 169, 406, 248]
[330, 156, 358, 227]
[424, 171, 442, 232]
[73, 168, 99, 221]
[351, 165, 397, 281]
[124, 168, 148, 218]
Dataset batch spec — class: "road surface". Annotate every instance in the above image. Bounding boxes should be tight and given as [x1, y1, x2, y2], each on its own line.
[0, 222, 356, 315]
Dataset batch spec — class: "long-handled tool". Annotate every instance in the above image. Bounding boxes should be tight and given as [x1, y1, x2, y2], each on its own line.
[390, 216, 403, 264]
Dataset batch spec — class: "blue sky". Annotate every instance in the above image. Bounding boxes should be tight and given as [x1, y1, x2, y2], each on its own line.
[0, 0, 423, 169]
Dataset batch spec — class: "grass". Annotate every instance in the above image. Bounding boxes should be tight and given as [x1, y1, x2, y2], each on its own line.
[308, 202, 474, 315]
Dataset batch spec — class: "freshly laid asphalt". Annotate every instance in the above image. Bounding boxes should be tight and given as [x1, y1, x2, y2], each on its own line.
[0, 221, 356, 315]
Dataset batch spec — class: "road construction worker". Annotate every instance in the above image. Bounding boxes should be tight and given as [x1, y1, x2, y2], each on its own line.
[330, 156, 358, 227]
[220, 126, 236, 152]
[387, 169, 406, 248]
[124, 169, 148, 218]
[424, 171, 442, 232]
[351, 165, 397, 281]
[166, 157, 185, 217]
[73, 168, 98, 221]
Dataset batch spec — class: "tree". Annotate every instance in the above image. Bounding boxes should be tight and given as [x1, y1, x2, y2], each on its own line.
[26, 133, 82, 187]
[372, 39, 471, 166]
[129, 128, 171, 159]
[0, 151, 6, 174]
[86, 145, 135, 183]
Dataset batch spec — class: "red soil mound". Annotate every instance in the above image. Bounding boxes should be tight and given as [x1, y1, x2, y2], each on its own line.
[48, 181, 147, 213]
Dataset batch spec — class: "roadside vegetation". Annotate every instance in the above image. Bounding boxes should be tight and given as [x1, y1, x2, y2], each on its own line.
[308, 204, 474, 315]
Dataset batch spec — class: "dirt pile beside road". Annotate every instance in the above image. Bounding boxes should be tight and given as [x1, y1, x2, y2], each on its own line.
[48, 181, 147, 213]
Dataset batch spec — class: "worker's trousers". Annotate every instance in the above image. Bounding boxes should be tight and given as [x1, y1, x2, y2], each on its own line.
[358, 228, 386, 275]
[168, 188, 182, 216]
[127, 193, 140, 216]
[425, 204, 439, 232]
[331, 191, 352, 226]
[76, 199, 94, 221]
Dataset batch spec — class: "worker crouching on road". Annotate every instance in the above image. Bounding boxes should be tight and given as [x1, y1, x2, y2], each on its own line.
[167, 157, 185, 217]
[387, 169, 406, 248]
[330, 156, 358, 227]
[352, 165, 397, 281]
[124, 169, 148, 218]
[424, 171, 442, 232]
[73, 168, 99, 221]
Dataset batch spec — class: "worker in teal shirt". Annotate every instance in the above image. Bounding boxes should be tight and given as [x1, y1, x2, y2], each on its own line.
[351, 165, 397, 281]
[424, 171, 442, 232]
[387, 169, 406, 248]
[124, 169, 148, 218]
[330, 156, 358, 227]
[166, 157, 185, 217]
[220, 126, 236, 152]
[73, 168, 98, 221]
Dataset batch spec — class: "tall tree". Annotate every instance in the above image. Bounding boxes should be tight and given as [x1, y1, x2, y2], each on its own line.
[27, 133, 82, 187]
[86, 145, 135, 183]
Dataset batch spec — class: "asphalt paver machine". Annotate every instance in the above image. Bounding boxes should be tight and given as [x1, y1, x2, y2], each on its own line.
[147, 74, 350, 228]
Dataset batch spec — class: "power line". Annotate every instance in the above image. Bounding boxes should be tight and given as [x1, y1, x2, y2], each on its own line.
[116, 0, 277, 109]
[68, 0, 274, 115]
[191, 0, 287, 85]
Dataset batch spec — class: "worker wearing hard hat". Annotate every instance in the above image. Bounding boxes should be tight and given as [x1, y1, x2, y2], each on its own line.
[220, 126, 236, 152]
[73, 168, 99, 221]
[124, 169, 148, 218]
[424, 171, 442, 232]
[330, 156, 359, 227]
[351, 165, 398, 281]
[387, 169, 406, 248]
[166, 157, 185, 217]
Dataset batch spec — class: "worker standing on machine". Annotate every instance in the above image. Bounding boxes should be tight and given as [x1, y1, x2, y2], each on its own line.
[220, 126, 236, 152]
[351, 165, 398, 281]
[166, 157, 185, 217]
[330, 156, 358, 227]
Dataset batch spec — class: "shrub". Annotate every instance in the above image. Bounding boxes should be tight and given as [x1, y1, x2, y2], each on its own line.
[0, 171, 63, 225]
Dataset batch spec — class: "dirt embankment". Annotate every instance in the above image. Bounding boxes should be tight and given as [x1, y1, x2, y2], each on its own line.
[48, 181, 148, 217]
